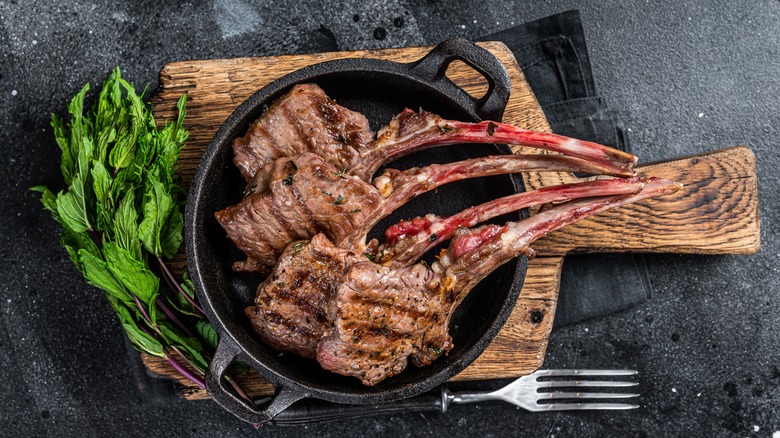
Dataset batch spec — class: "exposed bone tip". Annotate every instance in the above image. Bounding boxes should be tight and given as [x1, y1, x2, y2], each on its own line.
[642, 177, 684, 195]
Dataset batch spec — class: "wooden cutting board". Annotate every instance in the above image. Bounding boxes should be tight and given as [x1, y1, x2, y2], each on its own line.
[144, 42, 760, 400]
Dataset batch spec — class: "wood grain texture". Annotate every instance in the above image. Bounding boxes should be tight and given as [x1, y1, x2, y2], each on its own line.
[145, 42, 562, 399]
[533, 146, 761, 255]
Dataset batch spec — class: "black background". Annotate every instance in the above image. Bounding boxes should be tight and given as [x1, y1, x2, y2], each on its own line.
[1, 1, 778, 436]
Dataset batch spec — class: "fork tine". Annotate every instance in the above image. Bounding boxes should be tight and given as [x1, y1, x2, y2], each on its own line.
[538, 403, 640, 411]
[540, 392, 640, 400]
[534, 369, 638, 377]
[541, 380, 638, 388]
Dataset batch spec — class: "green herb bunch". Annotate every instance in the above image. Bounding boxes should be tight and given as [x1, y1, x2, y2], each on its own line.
[32, 68, 243, 395]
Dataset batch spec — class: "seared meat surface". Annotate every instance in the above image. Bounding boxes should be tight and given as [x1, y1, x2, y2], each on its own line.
[245, 234, 366, 358]
[218, 153, 624, 272]
[244, 178, 643, 360]
[221, 83, 677, 386]
[243, 178, 674, 383]
[233, 83, 636, 184]
[316, 178, 680, 385]
[232, 83, 373, 181]
[220, 83, 639, 272]
[216, 153, 381, 272]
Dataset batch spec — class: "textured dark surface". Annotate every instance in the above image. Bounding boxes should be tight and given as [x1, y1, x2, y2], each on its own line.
[478, 11, 654, 329]
[1, 1, 778, 436]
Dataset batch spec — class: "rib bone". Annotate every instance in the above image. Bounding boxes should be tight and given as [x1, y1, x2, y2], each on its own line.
[245, 178, 655, 360]
[316, 178, 681, 385]
[217, 153, 619, 272]
[231, 84, 637, 183]
[350, 109, 638, 180]
[378, 178, 645, 267]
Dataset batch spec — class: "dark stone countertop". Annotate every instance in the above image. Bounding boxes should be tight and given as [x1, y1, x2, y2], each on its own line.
[1, 1, 777, 436]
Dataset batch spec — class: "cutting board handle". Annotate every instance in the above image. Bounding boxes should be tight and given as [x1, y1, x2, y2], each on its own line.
[533, 146, 760, 255]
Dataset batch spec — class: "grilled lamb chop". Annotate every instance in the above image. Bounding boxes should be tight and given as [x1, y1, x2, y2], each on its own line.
[316, 178, 682, 385]
[217, 152, 622, 272]
[232, 84, 637, 182]
[231, 83, 373, 182]
[376, 178, 645, 267]
[245, 233, 367, 358]
[244, 178, 648, 359]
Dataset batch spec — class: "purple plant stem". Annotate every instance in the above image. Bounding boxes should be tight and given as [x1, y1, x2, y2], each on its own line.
[157, 256, 205, 316]
[169, 345, 206, 377]
[156, 297, 195, 337]
[138, 325, 205, 388]
[226, 375, 252, 402]
[138, 324, 156, 338]
[146, 261, 254, 408]
[139, 324, 209, 390]
[166, 352, 205, 389]
[133, 295, 154, 326]
[158, 267, 180, 297]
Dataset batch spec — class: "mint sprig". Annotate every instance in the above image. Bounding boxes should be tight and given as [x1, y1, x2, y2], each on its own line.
[31, 68, 246, 399]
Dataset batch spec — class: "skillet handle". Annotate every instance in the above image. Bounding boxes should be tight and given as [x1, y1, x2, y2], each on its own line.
[408, 38, 511, 120]
[270, 389, 446, 425]
[205, 338, 306, 425]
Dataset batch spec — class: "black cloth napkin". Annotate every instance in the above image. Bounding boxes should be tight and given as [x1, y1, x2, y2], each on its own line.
[478, 10, 652, 328]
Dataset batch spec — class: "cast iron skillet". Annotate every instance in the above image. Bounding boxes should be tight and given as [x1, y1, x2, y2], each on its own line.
[186, 39, 529, 424]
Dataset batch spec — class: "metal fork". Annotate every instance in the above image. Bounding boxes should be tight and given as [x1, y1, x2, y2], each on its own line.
[443, 369, 640, 412]
[271, 369, 639, 425]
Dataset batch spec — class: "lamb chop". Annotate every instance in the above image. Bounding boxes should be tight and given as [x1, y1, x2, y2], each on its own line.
[245, 178, 648, 359]
[317, 178, 682, 385]
[217, 152, 626, 272]
[232, 84, 637, 183]
[375, 178, 650, 267]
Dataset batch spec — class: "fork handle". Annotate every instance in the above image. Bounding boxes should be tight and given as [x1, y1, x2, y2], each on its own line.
[269, 389, 446, 425]
[450, 391, 497, 405]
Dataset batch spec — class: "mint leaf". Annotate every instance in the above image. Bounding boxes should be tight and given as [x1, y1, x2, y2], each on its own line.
[114, 191, 142, 260]
[124, 323, 164, 356]
[108, 78, 147, 171]
[106, 294, 164, 357]
[58, 83, 91, 185]
[51, 114, 75, 185]
[104, 241, 159, 322]
[79, 249, 134, 307]
[58, 220, 100, 271]
[110, 166, 135, 204]
[168, 267, 197, 316]
[95, 125, 117, 165]
[91, 160, 113, 231]
[138, 166, 173, 257]
[158, 94, 189, 170]
[159, 322, 210, 371]
[109, 128, 137, 171]
[30, 185, 60, 220]
[56, 173, 92, 233]
[196, 320, 218, 351]
[76, 130, 94, 184]
[160, 207, 183, 259]
[34, 69, 222, 390]
[181, 268, 195, 299]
